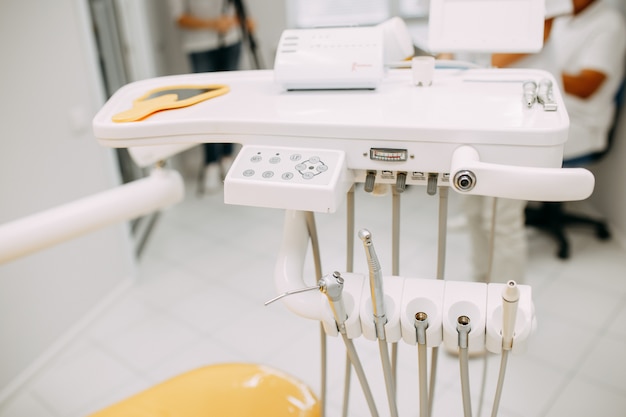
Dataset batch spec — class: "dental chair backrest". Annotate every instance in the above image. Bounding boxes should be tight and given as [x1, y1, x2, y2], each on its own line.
[87, 363, 320, 417]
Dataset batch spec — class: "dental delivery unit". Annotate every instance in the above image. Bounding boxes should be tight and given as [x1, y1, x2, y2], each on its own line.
[0, 4, 597, 416]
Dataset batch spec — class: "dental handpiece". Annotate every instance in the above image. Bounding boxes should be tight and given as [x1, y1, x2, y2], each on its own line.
[318, 271, 348, 333]
[359, 229, 399, 417]
[320, 271, 381, 417]
[522, 80, 537, 108]
[358, 229, 387, 340]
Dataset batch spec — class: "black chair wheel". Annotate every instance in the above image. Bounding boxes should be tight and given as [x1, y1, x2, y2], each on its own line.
[597, 224, 611, 240]
[557, 244, 570, 260]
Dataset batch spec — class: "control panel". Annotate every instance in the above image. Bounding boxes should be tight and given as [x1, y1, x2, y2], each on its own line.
[224, 145, 353, 213]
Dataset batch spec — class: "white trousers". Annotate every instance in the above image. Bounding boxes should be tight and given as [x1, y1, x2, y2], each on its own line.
[462, 196, 527, 284]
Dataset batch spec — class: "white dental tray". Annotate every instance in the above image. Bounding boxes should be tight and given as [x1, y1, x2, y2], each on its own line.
[93, 68, 569, 173]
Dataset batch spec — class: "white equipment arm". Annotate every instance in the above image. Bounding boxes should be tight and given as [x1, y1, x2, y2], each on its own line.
[0, 168, 184, 264]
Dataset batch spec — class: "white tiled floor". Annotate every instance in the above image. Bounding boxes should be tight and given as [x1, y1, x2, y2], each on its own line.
[1, 178, 626, 417]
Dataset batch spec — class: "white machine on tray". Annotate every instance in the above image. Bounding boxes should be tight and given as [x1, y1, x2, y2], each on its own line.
[274, 25, 385, 90]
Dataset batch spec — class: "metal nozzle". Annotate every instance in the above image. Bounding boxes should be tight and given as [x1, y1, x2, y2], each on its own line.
[456, 315, 471, 349]
[414, 312, 429, 345]
[453, 170, 476, 192]
[396, 172, 407, 193]
[364, 171, 376, 193]
[427, 173, 438, 195]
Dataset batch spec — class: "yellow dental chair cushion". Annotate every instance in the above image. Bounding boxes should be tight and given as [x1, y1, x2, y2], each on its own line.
[88, 363, 320, 417]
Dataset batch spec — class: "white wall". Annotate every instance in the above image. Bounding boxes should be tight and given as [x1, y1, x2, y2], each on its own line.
[591, 99, 626, 246]
[588, 2, 626, 246]
[0, 0, 135, 398]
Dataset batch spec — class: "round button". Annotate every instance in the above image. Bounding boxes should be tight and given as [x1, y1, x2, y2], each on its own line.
[290, 154, 302, 161]
[262, 171, 274, 178]
[316, 164, 328, 173]
[243, 169, 255, 177]
[302, 172, 315, 180]
[309, 156, 320, 163]
[282, 172, 294, 180]
[295, 163, 306, 171]
[251, 155, 262, 163]
[269, 156, 281, 164]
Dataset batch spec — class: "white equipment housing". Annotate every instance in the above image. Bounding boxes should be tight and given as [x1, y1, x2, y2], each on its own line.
[274, 26, 385, 90]
[93, 68, 593, 211]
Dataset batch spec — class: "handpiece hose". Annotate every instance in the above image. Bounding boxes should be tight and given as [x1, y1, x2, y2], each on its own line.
[415, 312, 430, 417]
[457, 316, 472, 417]
[491, 280, 520, 417]
[319, 272, 380, 417]
[359, 229, 399, 417]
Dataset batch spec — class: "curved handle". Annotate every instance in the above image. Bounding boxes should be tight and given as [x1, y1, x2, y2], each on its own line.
[450, 146, 595, 201]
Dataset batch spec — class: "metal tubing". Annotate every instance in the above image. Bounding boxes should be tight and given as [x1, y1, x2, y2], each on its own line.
[429, 185, 449, 415]
[342, 186, 355, 417]
[391, 187, 401, 394]
[305, 212, 326, 417]
[490, 350, 510, 417]
[457, 316, 472, 417]
[379, 340, 399, 417]
[415, 312, 429, 417]
[342, 335, 380, 417]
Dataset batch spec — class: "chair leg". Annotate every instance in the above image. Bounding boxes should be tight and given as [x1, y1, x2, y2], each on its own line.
[546, 203, 570, 259]
[525, 202, 570, 259]
[526, 202, 612, 259]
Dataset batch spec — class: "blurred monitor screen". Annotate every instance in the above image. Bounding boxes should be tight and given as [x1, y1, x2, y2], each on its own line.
[287, 0, 390, 28]
[428, 0, 545, 53]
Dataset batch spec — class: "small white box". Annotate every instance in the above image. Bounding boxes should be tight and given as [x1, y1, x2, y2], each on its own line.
[224, 145, 353, 213]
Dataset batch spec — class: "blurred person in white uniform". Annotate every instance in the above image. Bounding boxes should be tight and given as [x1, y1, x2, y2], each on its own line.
[493, 0, 626, 160]
[168, 0, 254, 193]
[463, 0, 625, 283]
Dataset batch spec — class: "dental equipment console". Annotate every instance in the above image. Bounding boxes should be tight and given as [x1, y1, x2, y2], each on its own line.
[91, 64, 591, 416]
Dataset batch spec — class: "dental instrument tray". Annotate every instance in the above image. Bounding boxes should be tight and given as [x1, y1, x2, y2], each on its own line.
[94, 68, 568, 172]
[94, 68, 594, 205]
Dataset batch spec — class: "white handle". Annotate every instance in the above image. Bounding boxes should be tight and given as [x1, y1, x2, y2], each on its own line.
[450, 146, 594, 201]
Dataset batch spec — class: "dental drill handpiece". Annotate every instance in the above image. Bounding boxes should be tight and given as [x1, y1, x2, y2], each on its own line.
[319, 272, 381, 417]
[522, 80, 538, 108]
[358, 229, 387, 340]
[318, 271, 348, 333]
[359, 229, 399, 417]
